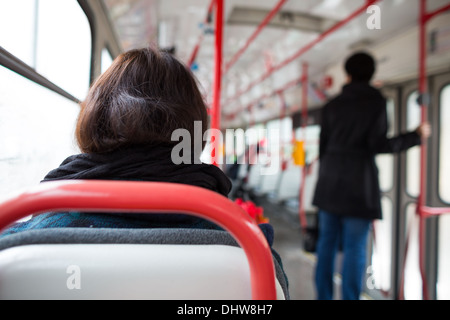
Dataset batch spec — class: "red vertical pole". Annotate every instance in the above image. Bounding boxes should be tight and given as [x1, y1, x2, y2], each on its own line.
[418, 0, 428, 211]
[399, 1, 450, 300]
[298, 62, 308, 230]
[417, 0, 429, 300]
[211, 0, 224, 166]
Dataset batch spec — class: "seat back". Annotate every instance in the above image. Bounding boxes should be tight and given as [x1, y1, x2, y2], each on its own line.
[0, 243, 286, 300]
[0, 228, 288, 300]
[0, 181, 281, 300]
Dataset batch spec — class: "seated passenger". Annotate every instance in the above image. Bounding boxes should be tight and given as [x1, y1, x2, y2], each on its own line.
[0, 46, 274, 245]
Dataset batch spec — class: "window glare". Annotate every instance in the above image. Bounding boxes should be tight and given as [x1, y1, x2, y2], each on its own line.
[439, 85, 450, 203]
[376, 98, 395, 192]
[0, 65, 80, 196]
[0, 0, 90, 196]
[438, 215, 450, 300]
[406, 91, 420, 197]
[437, 85, 450, 300]
[101, 48, 114, 74]
[404, 203, 422, 300]
[0, 0, 36, 66]
[0, 0, 92, 100]
[371, 197, 393, 293]
[36, 0, 91, 100]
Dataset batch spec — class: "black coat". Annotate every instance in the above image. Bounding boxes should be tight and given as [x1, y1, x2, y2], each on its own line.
[312, 82, 421, 220]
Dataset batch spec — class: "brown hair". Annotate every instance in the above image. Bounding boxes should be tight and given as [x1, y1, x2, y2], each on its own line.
[76, 46, 208, 153]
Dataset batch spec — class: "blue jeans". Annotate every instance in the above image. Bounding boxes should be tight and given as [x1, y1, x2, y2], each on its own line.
[314, 210, 372, 300]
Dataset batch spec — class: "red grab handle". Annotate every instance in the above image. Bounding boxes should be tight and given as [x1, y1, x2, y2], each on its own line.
[0, 180, 277, 300]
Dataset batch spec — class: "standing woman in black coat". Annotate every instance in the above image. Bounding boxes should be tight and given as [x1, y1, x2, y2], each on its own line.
[312, 52, 431, 300]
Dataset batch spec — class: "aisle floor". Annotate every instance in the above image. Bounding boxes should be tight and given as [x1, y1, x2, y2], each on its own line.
[259, 198, 317, 300]
[257, 197, 347, 300]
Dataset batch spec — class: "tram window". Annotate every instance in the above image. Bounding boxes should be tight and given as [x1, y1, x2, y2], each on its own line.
[438, 215, 450, 300]
[280, 117, 293, 160]
[437, 84, 450, 300]
[0, 0, 37, 67]
[0, 0, 91, 100]
[404, 203, 422, 300]
[280, 117, 293, 143]
[376, 98, 395, 192]
[295, 125, 320, 165]
[245, 124, 268, 151]
[101, 48, 114, 74]
[406, 91, 421, 197]
[371, 197, 393, 293]
[439, 85, 450, 203]
[264, 120, 280, 168]
[266, 119, 280, 143]
[246, 123, 266, 146]
[0, 65, 80, 196]
[246, 123, 266, 162]
[35, 0, 91, 100]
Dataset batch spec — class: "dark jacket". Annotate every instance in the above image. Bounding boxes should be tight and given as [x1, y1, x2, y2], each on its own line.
[312, 82, 421, 219]
[1, 144, 233, 233]
[1, 144, 276, 245]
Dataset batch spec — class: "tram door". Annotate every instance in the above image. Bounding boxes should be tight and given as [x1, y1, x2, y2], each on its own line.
[367, 72, 450, 300]
[431, 73, 450, 300]
[366, 87, 399, 300]
[398, 80, 426, 300]
[401, 73, 450, 300]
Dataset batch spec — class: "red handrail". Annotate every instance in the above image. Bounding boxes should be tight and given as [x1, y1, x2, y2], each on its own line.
[0, 180, 277, 300]
[187, 0, 216, 68]
[210, 0, 224, 166]
[223, 0, 381, 107]
[223, 0, 288, 74]
[224, 74, 303, 121]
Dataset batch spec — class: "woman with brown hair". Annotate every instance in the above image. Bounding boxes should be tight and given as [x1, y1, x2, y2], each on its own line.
[1, 46, 233, 232]
[0, 46, 289, 299]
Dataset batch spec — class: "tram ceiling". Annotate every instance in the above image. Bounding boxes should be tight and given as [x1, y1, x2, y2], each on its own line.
[101, 0, 368, 71]
[226, 7, 337, 34]
[101, 0, 450, 126]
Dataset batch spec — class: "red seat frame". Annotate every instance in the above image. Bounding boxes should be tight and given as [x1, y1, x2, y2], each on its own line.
[0, 180, 277, 300]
